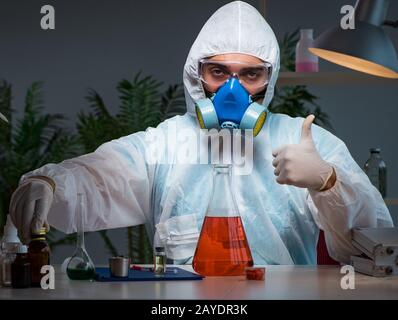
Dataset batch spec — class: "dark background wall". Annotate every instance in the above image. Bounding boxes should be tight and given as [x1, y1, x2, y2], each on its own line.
[1, 0, 397, 264]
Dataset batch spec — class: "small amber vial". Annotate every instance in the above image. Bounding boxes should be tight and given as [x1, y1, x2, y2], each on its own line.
[154, 247, 166, 275]
[28, 227, 50, 287]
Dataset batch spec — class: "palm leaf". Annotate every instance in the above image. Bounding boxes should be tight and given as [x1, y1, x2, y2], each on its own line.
[116, 73, 162, 133]
[279, 28, 299, 72]
[77, 72, 186, 263]
[0, 81, 80, 232]
[99, 230, 119, 256]
[86, 89, 112, 119]
[160, 84, 186, 121]
[0, 81, 13, 148]
[0, 112, 8, 123]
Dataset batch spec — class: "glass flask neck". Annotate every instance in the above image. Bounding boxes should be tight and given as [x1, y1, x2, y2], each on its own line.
[76, 193, 86, 249]
[207, 164, 239, 217]
[66, 193, 95, 281]
[76, 228, 85, 250]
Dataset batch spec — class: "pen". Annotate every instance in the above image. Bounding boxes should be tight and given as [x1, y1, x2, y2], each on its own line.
[131, 265, 152, 271]
[131, 265, 178, 273]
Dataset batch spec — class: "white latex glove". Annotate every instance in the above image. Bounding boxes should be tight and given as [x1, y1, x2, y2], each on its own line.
[272, 115, 334, 191]
[9, 177, 54, 244]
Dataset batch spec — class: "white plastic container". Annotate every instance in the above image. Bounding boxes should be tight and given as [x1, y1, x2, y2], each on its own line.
[0, 216, 21, 286]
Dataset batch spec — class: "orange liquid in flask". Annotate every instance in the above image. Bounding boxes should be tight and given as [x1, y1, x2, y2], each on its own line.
[193, 216, 253, 276]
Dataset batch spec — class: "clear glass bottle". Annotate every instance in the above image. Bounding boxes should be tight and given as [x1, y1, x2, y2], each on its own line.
[11, 245, 31, 288]
[1, 250, 17, 287]
[66, 193, 96, 280]
[0, 215, 21, 287]
[154, 247, 166, 275]
[296, 29, 319, 72]
[364, 148, 387, 198]
[28, 227, 50, 287]
[192, 164, 253, 276]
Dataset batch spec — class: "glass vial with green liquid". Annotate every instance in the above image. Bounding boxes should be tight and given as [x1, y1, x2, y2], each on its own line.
[154, 247, 166, 275]
[66, 193, 96, 280]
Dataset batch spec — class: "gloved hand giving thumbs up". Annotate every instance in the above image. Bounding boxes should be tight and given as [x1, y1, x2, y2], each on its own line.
[272, 115, 335, 191]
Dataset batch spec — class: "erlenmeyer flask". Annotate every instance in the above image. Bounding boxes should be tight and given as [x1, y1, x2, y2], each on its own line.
[66, 193, 96, 280]
[192, 164, 253, 276]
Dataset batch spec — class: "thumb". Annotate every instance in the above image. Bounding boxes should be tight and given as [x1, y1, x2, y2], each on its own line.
[30, 195, 52, 235]
[300, 114, 315, 144]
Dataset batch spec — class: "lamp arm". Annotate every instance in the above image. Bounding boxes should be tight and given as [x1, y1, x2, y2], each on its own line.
[384, 20, 398, 28]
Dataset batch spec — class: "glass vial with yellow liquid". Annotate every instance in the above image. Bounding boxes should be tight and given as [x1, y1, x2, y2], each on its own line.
[192, 164, 253, 276]
[154, 247, 166, 275]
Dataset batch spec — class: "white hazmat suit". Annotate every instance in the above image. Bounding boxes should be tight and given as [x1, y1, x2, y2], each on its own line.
[11, 1, 393, 265]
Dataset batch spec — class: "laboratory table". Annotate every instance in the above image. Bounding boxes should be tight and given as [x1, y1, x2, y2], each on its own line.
[0, 265, 397, 300]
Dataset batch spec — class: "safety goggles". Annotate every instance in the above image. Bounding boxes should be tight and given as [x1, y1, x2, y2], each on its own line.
[198, 58, 272, 91]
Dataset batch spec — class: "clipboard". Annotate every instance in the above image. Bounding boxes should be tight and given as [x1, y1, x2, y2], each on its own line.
[95, 267, 204, 282]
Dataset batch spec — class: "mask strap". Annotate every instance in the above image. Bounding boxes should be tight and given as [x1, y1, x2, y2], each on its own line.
[251, 86, 267, 102]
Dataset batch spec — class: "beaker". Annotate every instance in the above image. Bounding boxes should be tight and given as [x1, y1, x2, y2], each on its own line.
[192, 164, 253, 276]
[66, 193, 96, 280]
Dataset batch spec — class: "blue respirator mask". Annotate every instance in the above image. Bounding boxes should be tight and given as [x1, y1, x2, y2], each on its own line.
[195, 77, 267, 137]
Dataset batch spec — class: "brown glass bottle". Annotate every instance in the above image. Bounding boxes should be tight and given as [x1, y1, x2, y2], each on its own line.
[28, 227, 50, 287]
[11, 245, 31, 288]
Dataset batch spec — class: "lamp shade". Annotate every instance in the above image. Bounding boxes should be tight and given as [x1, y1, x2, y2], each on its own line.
[309, 0, 398, 78]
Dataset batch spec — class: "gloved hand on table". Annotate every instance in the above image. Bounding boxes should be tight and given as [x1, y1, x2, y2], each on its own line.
[272, 114, 336, 191]
[9, 176, 55, 244]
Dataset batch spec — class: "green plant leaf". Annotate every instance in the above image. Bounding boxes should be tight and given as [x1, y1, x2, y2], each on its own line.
[0, 81, 80, 233]
[160, 84, 186, 121]
[76, 72, 187, 262]
[99, 230, 119, 257]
